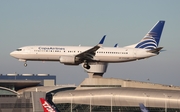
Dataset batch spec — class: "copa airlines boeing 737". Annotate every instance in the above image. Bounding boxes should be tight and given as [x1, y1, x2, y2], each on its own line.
[10, 21, 165, 69]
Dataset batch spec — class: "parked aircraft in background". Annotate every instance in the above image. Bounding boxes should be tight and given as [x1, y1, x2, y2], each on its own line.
[10, 21, 165, 69]
[139, 103, 149, 112]
[40, 98, 60, 112]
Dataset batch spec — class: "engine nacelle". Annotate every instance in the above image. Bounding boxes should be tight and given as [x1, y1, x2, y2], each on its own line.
[59, 56, 76, 64]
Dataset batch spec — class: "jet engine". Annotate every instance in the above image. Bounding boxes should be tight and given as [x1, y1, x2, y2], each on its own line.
[59, 56, 76, 64]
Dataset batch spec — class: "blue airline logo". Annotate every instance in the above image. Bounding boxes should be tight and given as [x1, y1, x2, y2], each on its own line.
[135, 33, 158, 49]
[135, 20, 165, 49]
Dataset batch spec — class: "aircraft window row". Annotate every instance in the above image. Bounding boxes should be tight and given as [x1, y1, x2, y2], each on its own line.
[16, 49, 22, 51]
[68, 51, 75, 53]
[67, 51, 82, 53]
[33, 50, 128, 54]
[34, 50, 62, 52]
[81, 85, 121, 87]
[97, 51, 128, 54]
[34, 50, 83, 53]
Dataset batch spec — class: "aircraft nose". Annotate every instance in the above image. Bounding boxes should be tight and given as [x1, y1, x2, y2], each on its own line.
[10, 51, 16, 57]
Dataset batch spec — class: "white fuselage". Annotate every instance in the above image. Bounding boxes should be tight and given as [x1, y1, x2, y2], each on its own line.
[10, 45, 156, 63]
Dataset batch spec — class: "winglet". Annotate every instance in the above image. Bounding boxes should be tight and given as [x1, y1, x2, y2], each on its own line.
[99, 35, 106, 45]
[147, 47, 163, 53]
[114, 43, 118, 47]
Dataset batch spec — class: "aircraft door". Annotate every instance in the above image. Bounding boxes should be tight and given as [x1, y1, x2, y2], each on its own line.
[133, 49, 137, 58]
[23, 48, 31, 53]
[30, 47, 36, 54]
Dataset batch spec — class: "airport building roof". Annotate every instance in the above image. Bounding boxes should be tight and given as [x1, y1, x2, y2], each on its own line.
[0, 86, 18, 96]
[53, 87, 180, 111]
[17, 85, 76, 95]
[0, 80, 41, 90]
[76, 77, 180, 90]
[0, 74, 56, 91]
[53, 77, 180, 111]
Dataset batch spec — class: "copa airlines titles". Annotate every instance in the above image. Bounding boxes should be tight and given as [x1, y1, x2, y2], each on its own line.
[38, 47, 65, 50]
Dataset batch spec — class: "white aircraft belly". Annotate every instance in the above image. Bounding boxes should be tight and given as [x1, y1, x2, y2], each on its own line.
[97, 56, 135, 63]
[20, 53, 60, 61]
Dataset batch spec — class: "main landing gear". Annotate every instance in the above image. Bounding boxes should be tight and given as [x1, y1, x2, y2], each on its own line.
[83, 60, 90, 69]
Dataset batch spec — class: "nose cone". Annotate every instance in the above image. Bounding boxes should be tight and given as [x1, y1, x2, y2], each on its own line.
[10, 51, 17, 58]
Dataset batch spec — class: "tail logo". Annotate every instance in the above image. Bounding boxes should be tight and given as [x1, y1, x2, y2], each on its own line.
[42, 101, 56, 112]
[135, 20, 165, 50]
[135, 33, 158, 49]
[40, 98, 56, 112]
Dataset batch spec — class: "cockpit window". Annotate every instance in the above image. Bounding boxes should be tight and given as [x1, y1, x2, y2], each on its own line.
[16, 49, 22, 51]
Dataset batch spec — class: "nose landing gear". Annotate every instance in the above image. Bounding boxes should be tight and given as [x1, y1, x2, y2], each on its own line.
[24, 62, 27, 67]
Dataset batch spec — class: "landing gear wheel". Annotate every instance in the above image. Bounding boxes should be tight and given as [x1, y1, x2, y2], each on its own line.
[24, 63, 27, 67]
[83, 64, 87, 68]
[86, 65, 90, 69]
[83, 60, 90, 69]
[83, 64, 90, 69]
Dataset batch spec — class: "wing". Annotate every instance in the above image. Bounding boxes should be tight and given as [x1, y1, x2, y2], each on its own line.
[75, 35, 106, 62]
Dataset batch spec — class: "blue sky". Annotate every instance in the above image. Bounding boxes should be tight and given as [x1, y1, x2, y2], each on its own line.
[0, 1, 180, 86]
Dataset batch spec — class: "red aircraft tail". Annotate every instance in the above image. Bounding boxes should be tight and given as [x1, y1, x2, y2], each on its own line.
[40, 98, 56, 112]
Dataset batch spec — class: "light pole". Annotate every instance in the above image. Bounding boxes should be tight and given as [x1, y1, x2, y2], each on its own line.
[111, 93, 113, 112]
[178, 96, 180, 111]
[167, 95, 171, 109]
[89, 93, 93, 112]
[163, 93, 167, 112]
[143, 93, 147, 106]
[147, 95, 150, 107]
[69, 93, 73, 112]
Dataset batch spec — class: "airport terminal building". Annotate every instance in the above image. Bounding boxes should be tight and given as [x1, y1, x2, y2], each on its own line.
[53, 78, 180, 112]
[1, 73, 180, 112]
[0, 74, 75, 112]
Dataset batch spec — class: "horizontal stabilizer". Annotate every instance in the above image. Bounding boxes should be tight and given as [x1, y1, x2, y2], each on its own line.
[147, 47, 163, 53]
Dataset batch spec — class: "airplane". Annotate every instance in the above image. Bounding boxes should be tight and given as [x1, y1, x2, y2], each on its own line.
[10, 20, 165, 69]
[40, 98, 60, 112]
[139, 103, 149, 112]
